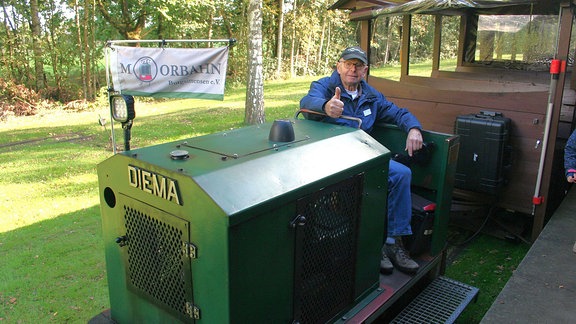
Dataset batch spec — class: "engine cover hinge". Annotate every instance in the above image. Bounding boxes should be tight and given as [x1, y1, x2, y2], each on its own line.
[185, 301, 201, 319]
[182, 242, 197, 259]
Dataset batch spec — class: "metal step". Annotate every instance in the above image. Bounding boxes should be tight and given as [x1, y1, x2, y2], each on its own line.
[390, 276, 479, 324]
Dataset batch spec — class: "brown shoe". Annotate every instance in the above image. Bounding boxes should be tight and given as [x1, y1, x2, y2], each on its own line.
[380, 247, 393, 275]
[384, 238, 419, 274]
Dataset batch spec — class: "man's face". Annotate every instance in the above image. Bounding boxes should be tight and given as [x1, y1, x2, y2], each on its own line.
[337, 59, 368, 90]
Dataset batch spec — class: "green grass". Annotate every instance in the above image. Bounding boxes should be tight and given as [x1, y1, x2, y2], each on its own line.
[370, 58, 458, 80]
[0, 75, 527, 323]
[445, 230, 530, 323]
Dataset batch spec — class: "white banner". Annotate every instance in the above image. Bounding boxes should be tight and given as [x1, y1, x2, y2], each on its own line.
[109, 45, 229, 100]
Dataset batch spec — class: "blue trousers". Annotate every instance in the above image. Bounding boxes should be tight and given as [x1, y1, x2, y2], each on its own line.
[387, 160, 413, 237]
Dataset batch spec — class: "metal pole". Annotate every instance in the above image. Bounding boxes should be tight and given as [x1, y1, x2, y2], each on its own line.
[104, 45, 118, 154]
[533, 60, 562, 214]
[531, 4, 566, 214]
[106, 38, 236, 47]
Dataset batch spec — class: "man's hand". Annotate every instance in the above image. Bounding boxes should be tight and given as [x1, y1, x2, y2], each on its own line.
[324, 87, 344, 118]
[567, 170, 576, 183]
[406, 128, 423, 157]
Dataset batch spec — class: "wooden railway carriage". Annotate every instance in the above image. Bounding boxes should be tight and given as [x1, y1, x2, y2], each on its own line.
[329, 0, 576, 241]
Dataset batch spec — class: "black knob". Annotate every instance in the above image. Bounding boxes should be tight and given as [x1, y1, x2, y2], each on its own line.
[115, 235, 127, 247]
[289, 215, 307, 228]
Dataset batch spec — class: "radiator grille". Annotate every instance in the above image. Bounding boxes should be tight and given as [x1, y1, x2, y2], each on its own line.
[293, 174, 364, 324]
[123, 205, 192, 320]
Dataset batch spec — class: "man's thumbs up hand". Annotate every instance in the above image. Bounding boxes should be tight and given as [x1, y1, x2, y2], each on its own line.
[333, 86, 341, 100]
[325, 87, 344, 118]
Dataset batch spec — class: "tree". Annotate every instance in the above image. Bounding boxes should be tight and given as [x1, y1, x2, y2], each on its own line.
[30, 0, 45, 90]
[96, 0, 148, 40]
[245, 0, 265, 124]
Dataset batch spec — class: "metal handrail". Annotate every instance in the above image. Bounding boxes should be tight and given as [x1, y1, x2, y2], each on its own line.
[295, 108, 363, 129]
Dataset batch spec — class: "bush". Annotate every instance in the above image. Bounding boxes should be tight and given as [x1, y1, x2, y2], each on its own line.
[0, 78, 53, 120]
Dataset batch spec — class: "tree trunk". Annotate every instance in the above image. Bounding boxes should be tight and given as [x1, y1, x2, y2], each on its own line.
[156, 12, 165, 39]
[96, 0, 146, 40]
[385, 17, 391, 64]
[325, 21, 331, 68]
[1, 0, 16, 80]
[83, 0, 93, 100]
[317, 17, 325, 68]
[91, 0, 99, 92]
[30, 0, 45, 90]
[244, 0, 265, 125]
[304, 32, 311, 74]
[45, 1, 62, 97]
[219, 8, 234, 37]
[275, 0, 284, 78]
[75, 0, 87, 99]
[290, 0, 297, 77]
[207, 0, 214, 46]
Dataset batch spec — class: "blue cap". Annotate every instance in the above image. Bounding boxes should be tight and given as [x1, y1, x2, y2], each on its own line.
[340, 46, 367, 64]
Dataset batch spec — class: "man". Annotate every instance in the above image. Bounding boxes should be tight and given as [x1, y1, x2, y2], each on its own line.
[300, 46, 423, 274]
[564, 130, 576, 252]
[565, 129, 576, 184]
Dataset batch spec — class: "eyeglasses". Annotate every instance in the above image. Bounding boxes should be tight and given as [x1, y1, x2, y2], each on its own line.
[339, 60, 366, 69]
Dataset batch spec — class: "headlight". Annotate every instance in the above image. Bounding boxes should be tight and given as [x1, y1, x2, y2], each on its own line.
[110, 95, 135, 123]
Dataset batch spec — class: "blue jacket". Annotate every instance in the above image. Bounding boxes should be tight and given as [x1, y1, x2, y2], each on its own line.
[300, 70, 422, 134]
[565, 130, 576, 176]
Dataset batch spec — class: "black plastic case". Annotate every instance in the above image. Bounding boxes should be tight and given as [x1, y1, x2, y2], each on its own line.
[454, 111, 511, 194]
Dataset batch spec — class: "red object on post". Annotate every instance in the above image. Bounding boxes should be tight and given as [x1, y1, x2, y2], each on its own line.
[550, 59, 561, 75]
[533, 196, 544, 205]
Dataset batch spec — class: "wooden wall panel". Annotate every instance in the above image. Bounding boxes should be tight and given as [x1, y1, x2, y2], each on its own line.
[366, 75, 552, 214]
[368, 76, 549, 114]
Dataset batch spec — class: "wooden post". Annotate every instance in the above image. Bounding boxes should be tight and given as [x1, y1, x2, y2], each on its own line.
[532, 1, 573, 240]
[400, 15, 411, 79]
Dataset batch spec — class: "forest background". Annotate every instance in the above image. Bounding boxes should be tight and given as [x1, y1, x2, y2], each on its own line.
[0, 0, 449, 120]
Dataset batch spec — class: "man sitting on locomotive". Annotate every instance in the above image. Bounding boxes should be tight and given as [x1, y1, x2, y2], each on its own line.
[299, 46, 423, 274]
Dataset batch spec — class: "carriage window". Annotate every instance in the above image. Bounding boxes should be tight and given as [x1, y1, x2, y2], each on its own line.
[439, 15, 460, 71]
[369, 15, 403, 80]
[370, 14, 460, 79]
[408, 14, 435, 77]
[468, 15, 558, 71]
